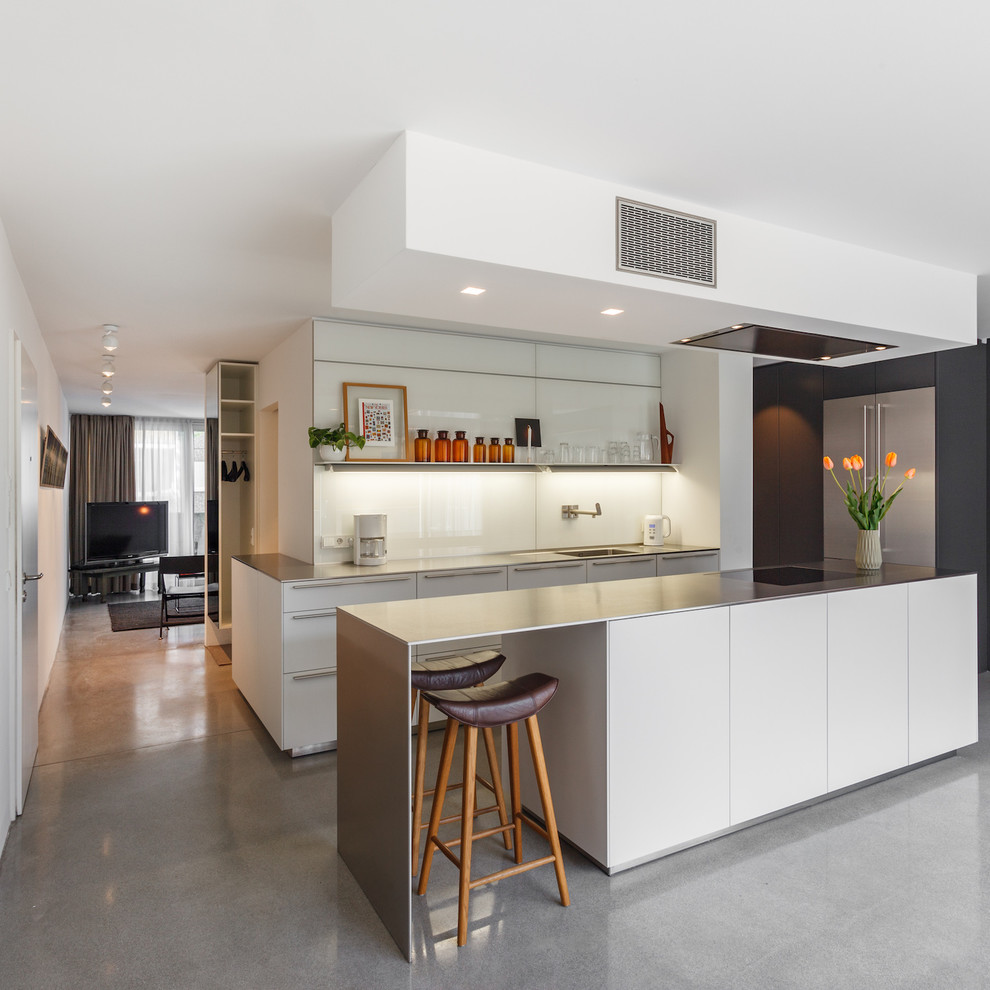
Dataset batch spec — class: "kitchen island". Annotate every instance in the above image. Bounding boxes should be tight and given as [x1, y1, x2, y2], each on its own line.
[336, 562, 977, 959]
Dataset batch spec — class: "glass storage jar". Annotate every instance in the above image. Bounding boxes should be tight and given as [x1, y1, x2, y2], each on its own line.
[452, 430, 469, 462]
[472, 437, 487, 463]
[502, 438, 515, 463]
[488, 437, 502, 463]
[414, 429, 432, 463]
[434, 430, 452, 463]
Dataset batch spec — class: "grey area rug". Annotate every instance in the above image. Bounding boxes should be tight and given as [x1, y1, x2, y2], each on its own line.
[107, 598, 215, 633]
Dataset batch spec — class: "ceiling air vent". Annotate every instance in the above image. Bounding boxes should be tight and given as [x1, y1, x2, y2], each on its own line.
[616, 198, 716, 287]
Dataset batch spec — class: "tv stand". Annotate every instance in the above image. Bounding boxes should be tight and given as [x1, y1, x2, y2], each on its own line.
[69, 558, 161, 603]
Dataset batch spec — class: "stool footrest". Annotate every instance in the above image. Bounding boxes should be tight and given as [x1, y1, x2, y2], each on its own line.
[419, 801, 504, 832]
[470, 855, 557, 890]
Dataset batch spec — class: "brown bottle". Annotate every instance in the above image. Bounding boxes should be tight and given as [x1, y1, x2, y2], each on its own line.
[472, 437, 487, 463]
[502, 438, 515, 463]
[488, 437, 502, 463]
[414, 429, 432, 463]
[434, 430, 451, 463]
[452, 430, 469, 463]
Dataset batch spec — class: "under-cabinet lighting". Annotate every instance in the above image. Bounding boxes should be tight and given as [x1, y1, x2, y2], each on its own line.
[875, 345, 887, 351]
[679, 337, 692, 343]
[820, 356, 831, 361]
[460, 286, 486, 295]
[601, 308, 624, 316]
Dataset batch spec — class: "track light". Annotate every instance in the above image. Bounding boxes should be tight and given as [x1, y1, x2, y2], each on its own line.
[101, 379, 113, 395]
[102, 324, 119, 352]
[101, 397, 111, 408]
[101, 356, 115, 378]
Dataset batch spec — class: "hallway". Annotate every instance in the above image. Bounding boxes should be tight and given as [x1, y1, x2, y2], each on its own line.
[1, 596, 990, 988]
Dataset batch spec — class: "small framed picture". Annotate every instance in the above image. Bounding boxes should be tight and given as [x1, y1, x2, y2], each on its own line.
[342, 382, 409, 461]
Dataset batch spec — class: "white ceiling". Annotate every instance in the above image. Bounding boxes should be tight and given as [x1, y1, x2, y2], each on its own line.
[2, 0, 988, 418]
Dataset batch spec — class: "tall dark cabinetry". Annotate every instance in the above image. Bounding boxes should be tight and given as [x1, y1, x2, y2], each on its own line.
[754, 345, 988, 671]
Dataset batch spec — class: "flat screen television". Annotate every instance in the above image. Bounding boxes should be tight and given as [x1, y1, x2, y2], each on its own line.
[85, 501, 169, 563]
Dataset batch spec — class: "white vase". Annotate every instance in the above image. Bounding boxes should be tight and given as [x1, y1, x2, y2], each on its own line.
[855, 529, 882, 570]
[318, 445, 346, 463]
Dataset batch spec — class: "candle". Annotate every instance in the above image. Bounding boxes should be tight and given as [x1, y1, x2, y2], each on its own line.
[527, 425, 532, 462]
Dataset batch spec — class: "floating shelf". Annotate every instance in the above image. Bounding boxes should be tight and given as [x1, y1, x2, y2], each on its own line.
[318, 461, 678, 473]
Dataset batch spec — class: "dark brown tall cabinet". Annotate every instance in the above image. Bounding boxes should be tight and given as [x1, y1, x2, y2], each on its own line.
[754, 346, 988, 671]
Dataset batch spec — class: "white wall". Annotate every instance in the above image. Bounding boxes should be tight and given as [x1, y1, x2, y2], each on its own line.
[0, 215, 69, 841]
[257, 322, 314, 562]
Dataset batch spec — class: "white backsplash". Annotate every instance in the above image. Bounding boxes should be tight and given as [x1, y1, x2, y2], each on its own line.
[316, 467, 664, 561]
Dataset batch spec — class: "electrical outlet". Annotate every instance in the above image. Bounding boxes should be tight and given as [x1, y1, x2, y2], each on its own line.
[321, 535, 353, 549]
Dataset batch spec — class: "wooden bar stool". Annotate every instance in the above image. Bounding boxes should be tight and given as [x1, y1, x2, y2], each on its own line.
[410, 650, 511, 875]
[416, 672, 570, 947]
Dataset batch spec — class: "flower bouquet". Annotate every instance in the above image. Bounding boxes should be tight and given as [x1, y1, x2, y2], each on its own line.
[823, 451, 916, 569]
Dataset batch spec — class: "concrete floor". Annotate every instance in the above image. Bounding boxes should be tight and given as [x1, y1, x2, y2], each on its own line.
[1, 593, 989, 989]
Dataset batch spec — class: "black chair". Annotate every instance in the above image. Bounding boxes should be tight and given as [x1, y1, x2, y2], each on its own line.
[158, 554, 211, 638]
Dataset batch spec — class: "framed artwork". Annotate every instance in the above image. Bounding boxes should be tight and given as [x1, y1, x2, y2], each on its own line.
[342, 382, 409, 461]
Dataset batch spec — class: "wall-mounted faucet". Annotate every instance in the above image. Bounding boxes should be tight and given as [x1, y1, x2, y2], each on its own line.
[562, 502, 602, 519]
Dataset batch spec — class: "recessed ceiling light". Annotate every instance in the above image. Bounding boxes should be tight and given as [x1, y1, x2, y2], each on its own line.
[101, 397, 111, 408]
[461, 286, 486, 296]
[601, 308, 624, 316]
[731, 324, 747, 330]
[102, 324, 119, 352]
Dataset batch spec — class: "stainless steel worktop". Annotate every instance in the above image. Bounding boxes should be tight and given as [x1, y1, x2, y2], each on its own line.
[232, 542, 717, 583]
[338, 560, 958, 647]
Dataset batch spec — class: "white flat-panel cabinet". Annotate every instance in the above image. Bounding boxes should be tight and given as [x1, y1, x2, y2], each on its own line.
[507, 560, 587, 590]
[827, 584, 908, 791]
[608, 609, 730, 865]
[586, 555, 657, 583]
[730, 596, 828, 824]
[657, 550, 719, 575]
[908, 574, 978, 763]
[416, 567, 507, 599]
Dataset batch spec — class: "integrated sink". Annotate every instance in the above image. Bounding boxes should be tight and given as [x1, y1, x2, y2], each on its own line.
[723, 565, 847, 586]
[558, 547, 639, 558]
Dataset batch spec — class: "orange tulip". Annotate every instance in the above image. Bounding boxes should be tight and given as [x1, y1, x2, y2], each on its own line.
[823, 456, 834, 470]
[842, 457, 852, 471]
[851, 455, 864, 471]
[885, 451, 897, 467]
[904, 468, 916, 479]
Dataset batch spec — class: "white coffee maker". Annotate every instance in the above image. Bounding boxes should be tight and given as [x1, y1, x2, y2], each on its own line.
[353, 513, 388, 566]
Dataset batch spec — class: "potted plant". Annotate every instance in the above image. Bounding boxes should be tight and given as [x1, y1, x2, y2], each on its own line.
[823, 451, 916, 570]
[309, 423, 366, 462]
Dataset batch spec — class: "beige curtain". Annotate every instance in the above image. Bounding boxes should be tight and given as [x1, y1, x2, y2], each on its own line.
[69, 414, 136, 595]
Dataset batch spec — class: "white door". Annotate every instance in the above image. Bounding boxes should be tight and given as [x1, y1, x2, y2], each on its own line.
[14, 338, 39, 813]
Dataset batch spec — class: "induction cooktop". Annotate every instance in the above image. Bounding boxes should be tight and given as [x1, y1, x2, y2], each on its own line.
[723, 566, 848, 587]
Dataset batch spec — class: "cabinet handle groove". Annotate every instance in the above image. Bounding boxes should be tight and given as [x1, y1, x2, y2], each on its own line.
[511, 563, 583, 572]
[291, 669, 336, 680]
[590, 557, 653, 567]
[289, 575, 412, 589]
[291, 609, 337, 619]
[423, 569, 503, 578]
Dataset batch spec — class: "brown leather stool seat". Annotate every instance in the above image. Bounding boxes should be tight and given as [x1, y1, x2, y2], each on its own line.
[409, 650, 510, 876]
[417, 672, 570, 947]
[422, 671, 559, 728]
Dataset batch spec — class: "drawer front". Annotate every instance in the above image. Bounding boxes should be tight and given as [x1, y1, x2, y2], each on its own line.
[416, 567, 507, 599]
[657, 551, 720, 576]
[282, 669, 337, 751]
[282, 573, 416, 612]
[507, 560, 587, 590]
[586, 555, 657, 583]
[284, 608, 337, 674]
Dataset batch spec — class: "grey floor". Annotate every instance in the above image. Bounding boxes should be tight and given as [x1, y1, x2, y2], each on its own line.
[2, 596, 989, 989]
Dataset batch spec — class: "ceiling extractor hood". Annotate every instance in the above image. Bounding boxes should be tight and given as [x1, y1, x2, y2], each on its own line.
[675, 324, 894, 362]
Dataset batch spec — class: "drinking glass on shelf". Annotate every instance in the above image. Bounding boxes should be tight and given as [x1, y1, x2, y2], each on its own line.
[571, 445, 584, 464]
[619, 442, 631, 463]
[558, 442, 570, 464]
[541, 450, 555, 464]
[585, 445, 600, 464]
[606, 441, 620, 464]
